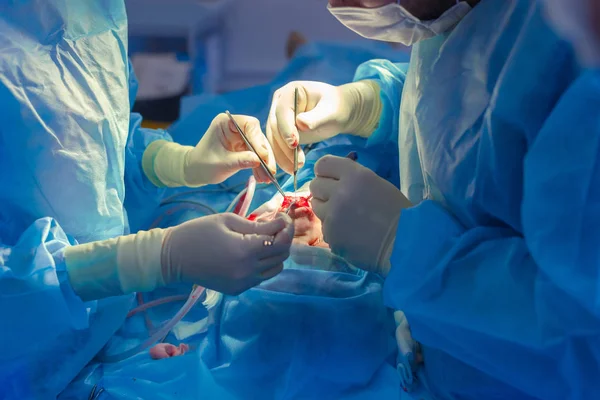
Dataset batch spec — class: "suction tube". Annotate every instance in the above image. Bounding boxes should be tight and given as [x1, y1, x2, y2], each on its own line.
[98, 286, 206, 363]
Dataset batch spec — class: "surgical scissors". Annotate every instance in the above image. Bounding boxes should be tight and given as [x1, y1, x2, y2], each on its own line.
[225, 111, 286, 197]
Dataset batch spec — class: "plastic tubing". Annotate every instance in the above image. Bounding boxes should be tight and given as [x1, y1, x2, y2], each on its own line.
[225, 187, 248, 214]
[99, 285, 206, 363]
[127, 294, 189, 318]
[237, 176, 256, 217]
[102, 175, 258, 363]
[225, 175, 256, 217]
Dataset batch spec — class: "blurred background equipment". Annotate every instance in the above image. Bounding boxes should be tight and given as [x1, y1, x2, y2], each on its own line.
[125, 0, 409, 125]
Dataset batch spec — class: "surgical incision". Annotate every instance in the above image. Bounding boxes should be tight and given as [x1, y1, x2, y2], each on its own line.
[248, 195, 328, 248]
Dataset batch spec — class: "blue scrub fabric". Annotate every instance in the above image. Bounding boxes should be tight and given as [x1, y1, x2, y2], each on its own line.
[60, 247, 401, 400]
[375, 1, 598, 399]
[0, 1, 172, 398]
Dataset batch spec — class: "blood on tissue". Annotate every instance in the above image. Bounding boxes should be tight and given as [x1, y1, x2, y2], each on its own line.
[280, 194, 312, 211]
[232, 191, 247, 215]
[246, 194, 313, 222]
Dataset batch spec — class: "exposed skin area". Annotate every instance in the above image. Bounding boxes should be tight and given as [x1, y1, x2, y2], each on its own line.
[247, 195, 328, 248]
[283, 197, 329, 248]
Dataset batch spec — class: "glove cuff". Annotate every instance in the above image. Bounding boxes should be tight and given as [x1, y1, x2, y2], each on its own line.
[116, 229, 167, 293]
[142, 140, 196, 188]
[376, 211, 400, 278]
[341, 80, 383, 138]
[159, 227, 183, 285]
[65, 229, 167, 301]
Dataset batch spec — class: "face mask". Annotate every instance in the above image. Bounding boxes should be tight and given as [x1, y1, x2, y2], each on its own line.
[328, 0, 471, 46]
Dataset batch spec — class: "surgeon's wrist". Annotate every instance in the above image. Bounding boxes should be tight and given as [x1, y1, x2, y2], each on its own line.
[159, 226, 183, 286]
[181, 147, 213, 188]
[376, 212, 400, 278]
[65, 229, 167, 301]
[143, 140, 197, 188]
[341, 80, 383, 138]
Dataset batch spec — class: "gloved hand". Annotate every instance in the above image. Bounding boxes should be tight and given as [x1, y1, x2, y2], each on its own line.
[65, 213, 294, 301]
[309, 155, 412, 275]
[161, 213, 294, 295]
[143, 113, 277, 188]
[266, 80, 383, 174]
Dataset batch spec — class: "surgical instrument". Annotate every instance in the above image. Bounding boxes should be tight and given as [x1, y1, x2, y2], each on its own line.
[225, 110, 286, 197]
[293, 87, 299, 193]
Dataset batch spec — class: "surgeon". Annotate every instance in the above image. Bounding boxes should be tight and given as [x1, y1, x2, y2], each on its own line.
[267, 0, 600, 398]
[0, 2, 293, 398]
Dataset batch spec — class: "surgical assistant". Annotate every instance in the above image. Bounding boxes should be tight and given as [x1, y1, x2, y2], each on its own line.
[267, 0, 600, 398]
[0, 2, 293, 398]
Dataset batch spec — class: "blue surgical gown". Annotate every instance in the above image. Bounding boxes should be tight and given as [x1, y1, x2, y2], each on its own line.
[358, 0, 600, 398]
[0, 1, 173, 398]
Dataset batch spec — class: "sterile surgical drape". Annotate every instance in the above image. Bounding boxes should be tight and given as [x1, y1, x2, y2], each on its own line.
[0, 1, 172, 397]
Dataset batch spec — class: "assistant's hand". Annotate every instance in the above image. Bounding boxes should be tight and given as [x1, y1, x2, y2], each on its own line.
[65, 212, 293, 301]
[266, 80, 383, 174]
[184, 113, 277, 185]
[143, 114, 276, 188]
[161, 213, 294, 295]
[309, 155, 412, 275]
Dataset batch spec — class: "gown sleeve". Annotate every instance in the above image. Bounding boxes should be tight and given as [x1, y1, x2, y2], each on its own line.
[353, 60, 409, 148]
[0, 218, 131, 399]
[384, 70, 600, 399]
[123, 59, 175, 232]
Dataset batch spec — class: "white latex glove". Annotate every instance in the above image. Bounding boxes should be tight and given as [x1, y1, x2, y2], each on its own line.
[266, 80, 383, 174]
[65, 213, 294, 301]
[309, 155, 412, 275]
[161, 213, 294, 295]
[143, 113, 277, 188]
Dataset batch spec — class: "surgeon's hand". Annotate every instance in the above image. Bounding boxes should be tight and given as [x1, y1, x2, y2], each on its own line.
[185, 114, 277, 185]
[266, 80, 383, 174]
[65, 212, 294, 302]
[161, 213, 294, 295]
[310, 155, 411, 275]
[143, 114, 276, 188]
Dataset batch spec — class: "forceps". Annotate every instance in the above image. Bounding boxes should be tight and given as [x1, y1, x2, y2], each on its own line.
[293, 87, 299, 194]
[225, 111, 286, 197]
